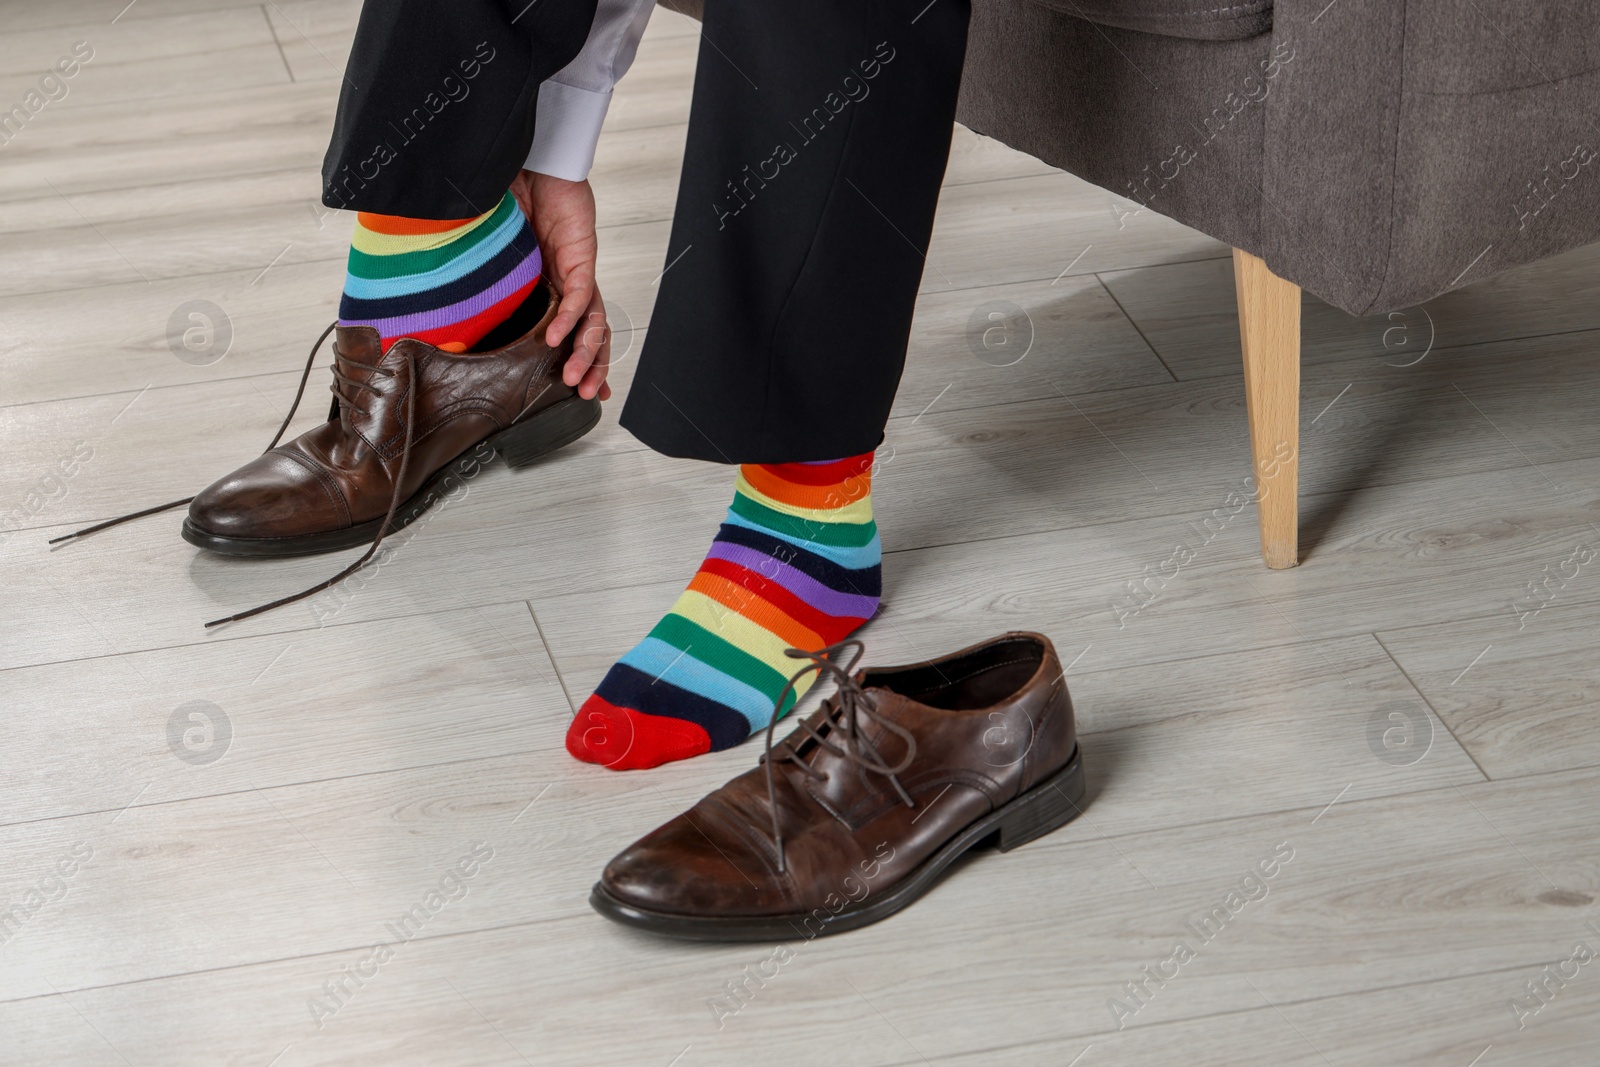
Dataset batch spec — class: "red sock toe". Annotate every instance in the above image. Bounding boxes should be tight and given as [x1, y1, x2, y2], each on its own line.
[566, 696, 712, 771]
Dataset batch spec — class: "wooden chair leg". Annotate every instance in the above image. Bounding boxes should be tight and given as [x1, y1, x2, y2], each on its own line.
[1232, 248, 1301, 569]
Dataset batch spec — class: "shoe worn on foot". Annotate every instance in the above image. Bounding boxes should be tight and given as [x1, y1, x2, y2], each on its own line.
[184, 283, 599, 558]
[589, 632, 1085, 942]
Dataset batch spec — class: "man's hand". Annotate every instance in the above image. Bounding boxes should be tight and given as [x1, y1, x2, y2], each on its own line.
[509, 170, 611, 402]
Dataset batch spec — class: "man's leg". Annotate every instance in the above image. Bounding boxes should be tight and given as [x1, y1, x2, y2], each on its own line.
[180, 0, 610, 627]
[570, 0, 971, 770]
[620, 0, 971, 462]
[320, 0, 605, 354]
[322, 0, 598, 219]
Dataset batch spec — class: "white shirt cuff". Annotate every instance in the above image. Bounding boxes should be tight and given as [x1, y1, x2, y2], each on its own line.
[523, 80, 614, 182]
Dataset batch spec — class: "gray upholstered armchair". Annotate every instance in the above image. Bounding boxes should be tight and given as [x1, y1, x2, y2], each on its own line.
[955, 0, 1600, 567]
[668, 0, 1600, 567]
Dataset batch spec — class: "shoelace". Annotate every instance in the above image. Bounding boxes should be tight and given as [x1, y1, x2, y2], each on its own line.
[761, 639, 919, 874]
[51, 322, 422, 629]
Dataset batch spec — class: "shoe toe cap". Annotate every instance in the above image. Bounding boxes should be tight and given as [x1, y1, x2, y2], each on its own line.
[188, 451, 348, 540]
[600, 817, 788, 917]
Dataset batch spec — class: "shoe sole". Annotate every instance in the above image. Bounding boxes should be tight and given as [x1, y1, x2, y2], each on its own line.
[181, 396, 602, 558]
[588, 743, 1086, 942]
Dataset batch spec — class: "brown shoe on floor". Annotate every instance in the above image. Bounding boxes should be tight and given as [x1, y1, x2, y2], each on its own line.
[589, 632, 1085, 942]
[51, 283, 599, 628]
[184, 283, 597, 558]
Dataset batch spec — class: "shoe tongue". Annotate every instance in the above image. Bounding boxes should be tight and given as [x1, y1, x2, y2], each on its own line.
[328, 326, 391, 433]
[333, 325, 384, 368]
[794, 687, 910, 766]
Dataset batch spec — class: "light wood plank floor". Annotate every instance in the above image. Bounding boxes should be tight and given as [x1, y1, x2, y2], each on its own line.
[3, 3, 1598, 1065]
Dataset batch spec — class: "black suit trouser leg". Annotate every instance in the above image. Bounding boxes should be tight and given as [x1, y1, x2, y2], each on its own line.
[620, 0, 971, 463]
[320, 0, 599, 219]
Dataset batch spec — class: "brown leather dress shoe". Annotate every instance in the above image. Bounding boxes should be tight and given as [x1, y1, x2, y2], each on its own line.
[590, 632, 1086, 941]
[184, 284, 598, 557]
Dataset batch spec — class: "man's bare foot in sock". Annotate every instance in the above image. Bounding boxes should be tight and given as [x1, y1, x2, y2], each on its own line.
[568, 455, 883, 770]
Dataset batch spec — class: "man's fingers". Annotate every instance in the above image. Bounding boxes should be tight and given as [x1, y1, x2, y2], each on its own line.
[573, 303, 611, 399]
[546, 270, 594, 348]
[577, 360, 610, 401]
[563, 297, 610, 395]
[561, 312, 602, 386]
[562, 328, 594, 387]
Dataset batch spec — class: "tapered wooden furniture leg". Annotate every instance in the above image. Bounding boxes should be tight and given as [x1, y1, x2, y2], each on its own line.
[1232, 247, 1301, 569]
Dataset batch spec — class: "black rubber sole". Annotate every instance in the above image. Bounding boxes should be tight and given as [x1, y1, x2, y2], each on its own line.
[182, 396, 602, 558]
[589, 744, 1086, 942]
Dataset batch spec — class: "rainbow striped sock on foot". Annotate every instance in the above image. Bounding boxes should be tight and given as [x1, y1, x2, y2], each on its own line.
[568, 453, 882, 770]
[338, 191, 542, 353]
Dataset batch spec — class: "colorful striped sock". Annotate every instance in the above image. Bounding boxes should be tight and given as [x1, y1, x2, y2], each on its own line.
[568, 453, 882, 770]
[337, 191, 542, 353]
